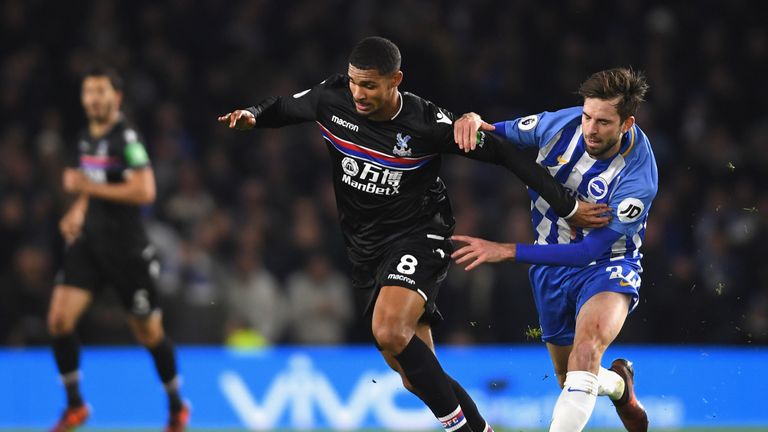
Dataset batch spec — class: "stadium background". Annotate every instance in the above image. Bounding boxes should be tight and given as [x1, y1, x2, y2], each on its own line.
[1, 0, 766, 430]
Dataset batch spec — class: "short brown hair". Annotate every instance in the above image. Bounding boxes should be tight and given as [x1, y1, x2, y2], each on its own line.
[578, 68, 648, 120]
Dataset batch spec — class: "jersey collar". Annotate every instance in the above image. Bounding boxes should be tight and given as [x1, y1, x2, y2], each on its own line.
[390, 92, 403, 120]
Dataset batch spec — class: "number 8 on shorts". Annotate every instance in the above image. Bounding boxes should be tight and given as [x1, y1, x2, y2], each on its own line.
[397, 254, 418, 275]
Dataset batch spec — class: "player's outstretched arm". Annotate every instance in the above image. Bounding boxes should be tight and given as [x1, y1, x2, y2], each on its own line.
[452, 227, 623, 270]
[218, 110, 256, 130]
[452, 112, 611, 228]
[444, 111, 576, 218]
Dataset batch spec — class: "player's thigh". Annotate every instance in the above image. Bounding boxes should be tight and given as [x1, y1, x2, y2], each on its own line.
[372, 285, 426, 348]
[48, 285, 92, 334]
[572, 262, 638, 347]
[573, 291, 630, 349]
[50, 237, 101, 332]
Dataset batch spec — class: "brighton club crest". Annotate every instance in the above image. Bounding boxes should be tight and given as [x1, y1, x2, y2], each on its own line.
[393, 133, 412, 157]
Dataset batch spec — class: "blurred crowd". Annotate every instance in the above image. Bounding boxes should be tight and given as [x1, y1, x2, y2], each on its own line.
[1, 0, 766, 346]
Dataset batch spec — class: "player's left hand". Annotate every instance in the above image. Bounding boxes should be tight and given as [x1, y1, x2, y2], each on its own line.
[218, 110, 256, 130]
[567, 201, 611, 228]
[451, 235, 516, 271]
[454, 112, 496, 152]
[62, 168, 89, 194]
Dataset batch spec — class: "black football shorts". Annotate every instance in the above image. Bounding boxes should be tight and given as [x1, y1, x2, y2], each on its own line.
[352, 230, 453, 325]
[57, 233, 161, 318]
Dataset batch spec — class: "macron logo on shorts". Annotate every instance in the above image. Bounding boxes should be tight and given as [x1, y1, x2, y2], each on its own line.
[387, 273, 415, 285]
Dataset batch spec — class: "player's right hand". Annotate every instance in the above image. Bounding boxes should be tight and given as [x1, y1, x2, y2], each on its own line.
[454, 112, 496, 152]
[218, 110, 256, 130]
[567, 201, 612, 229]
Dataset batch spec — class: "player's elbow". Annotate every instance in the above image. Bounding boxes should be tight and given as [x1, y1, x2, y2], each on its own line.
[137, 187, 156, 205]
[135, 174, 156, 204]
[129, 183, 155, 205]
[130, 168, 156, 204]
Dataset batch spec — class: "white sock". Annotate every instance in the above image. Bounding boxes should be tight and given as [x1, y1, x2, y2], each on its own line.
[549, 371, 598, 432]
[597, 366, 625, 400]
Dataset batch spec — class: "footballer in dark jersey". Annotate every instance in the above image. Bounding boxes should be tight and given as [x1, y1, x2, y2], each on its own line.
[48, 65, 189, 432]
[219, 37, 609, 432]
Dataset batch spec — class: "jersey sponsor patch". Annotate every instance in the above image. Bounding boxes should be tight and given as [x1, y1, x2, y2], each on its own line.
[341, 157, 359, 176]
[124, 141, 149, 167]
[518, 114, 539, 131]
[340, 158, 403, 196]
[617, 197, 644, 222]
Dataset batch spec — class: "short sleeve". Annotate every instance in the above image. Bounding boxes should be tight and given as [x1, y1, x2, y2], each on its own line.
[606, 149, 658, 236]
[495, 106, 583, 149]
[123, 129, 150, 168]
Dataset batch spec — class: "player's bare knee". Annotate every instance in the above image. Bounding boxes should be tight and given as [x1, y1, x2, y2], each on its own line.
[47, 311, 75, 336]
[569, 340, 603, 369]
[131, 321, 163, 347]
[134, 329, 162, 347]
[371, 321, 412, 354]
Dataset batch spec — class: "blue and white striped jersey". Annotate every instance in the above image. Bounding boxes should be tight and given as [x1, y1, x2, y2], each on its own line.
[495, 106, 658, 266]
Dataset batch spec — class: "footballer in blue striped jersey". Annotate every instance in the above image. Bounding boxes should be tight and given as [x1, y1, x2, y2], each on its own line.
[452, 68, 654, 432]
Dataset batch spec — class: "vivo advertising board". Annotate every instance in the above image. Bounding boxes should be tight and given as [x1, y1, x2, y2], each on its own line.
[1, 346, 766, 429]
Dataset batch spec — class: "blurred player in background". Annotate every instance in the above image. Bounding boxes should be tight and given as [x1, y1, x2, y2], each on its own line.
[219, 36, 609, 432]
[452, 68, 654, 432]
[47, 65, 189, 432]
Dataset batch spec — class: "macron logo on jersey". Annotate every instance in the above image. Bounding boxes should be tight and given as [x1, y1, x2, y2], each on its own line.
[332, 115, 359, 132]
